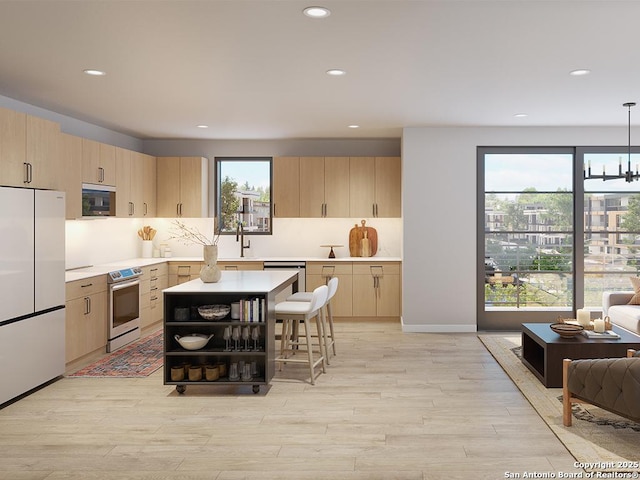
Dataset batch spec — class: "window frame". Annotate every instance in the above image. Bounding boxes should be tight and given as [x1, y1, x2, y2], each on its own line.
[477, 146, 577, 330]
[214, 156, 273, 236]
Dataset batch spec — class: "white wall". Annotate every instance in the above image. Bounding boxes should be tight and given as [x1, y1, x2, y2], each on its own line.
[66, 216, 402, 269]
[401, 126, 640, 333]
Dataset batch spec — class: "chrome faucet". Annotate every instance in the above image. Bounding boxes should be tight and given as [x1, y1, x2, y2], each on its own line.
[235, 222, 251, 257]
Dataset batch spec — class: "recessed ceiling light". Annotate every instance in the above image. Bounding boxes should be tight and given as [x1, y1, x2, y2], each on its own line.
[569, 69, 591, 76]
[303, 6, 330, 18]
[348, 125, 360, 129]
[326, 69, 346, 76]
[196, 125, 209, 129]
[514, 113, 528, 118]
[83, 69, 106, 76]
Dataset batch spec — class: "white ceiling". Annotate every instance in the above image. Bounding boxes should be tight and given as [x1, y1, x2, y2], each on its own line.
[1, 0, 639, 140]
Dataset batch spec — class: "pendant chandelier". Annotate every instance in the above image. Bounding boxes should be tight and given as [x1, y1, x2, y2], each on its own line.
[584, 102, 639, 182]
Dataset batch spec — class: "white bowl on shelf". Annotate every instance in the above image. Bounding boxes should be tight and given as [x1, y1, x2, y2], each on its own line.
[174, 333, 214, 350]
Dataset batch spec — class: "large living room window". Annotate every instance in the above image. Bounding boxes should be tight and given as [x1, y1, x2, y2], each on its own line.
[580, 148, 640, 308]
[479, 146, 640, 329]
[478, 147, 575, 329]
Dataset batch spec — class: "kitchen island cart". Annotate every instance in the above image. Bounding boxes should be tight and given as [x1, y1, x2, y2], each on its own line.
[163, 270, 298, 394]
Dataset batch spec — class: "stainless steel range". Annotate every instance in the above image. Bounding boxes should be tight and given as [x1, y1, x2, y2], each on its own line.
[107, 267, 142, 352]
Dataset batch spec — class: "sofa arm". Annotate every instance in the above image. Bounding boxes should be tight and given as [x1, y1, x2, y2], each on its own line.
[603, 291, 635, 315]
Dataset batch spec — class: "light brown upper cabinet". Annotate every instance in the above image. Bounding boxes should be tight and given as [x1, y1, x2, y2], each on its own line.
[349, 156, 401, 218]
[26, 115, 63, 190]
[115, 147, 132, 217]
[272, 156, 300, 218]
[156, 156, 208, 217]
[299, 156, 350, 218]
[82, 139, 116, 186]
[60, 133, 83, 219]
[0, 108, 62, 190]
[139, 152, 157, 218]
[0, 107, 27, 187]
[115, 147, 148, 217]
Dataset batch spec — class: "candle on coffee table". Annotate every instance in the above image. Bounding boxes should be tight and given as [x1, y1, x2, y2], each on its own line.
[593, 318, 605, 333]
[577, 309, 591, 327]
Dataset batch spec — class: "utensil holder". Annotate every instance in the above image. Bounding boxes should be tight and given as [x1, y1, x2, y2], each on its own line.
[141, 240, 153, 258]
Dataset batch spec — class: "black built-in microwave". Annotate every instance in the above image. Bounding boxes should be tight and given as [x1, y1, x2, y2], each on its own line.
[82, 183, 116, 217]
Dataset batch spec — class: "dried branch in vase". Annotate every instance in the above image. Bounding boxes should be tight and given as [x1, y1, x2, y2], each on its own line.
[168, 219, 221, 246]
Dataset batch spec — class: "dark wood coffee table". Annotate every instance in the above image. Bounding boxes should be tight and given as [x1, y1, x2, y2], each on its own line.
[521, 322, 640, 388]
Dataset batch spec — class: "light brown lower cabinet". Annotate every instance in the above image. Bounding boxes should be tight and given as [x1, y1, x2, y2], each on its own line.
[306, 261, 401, 319]
[305, 262, 354, 317]
[168, 261, 203, 286]
[140, 263, 168, 331]
[65, 276, 108, 364]
[352, 262, 401, 317]
[218, 261, 264, 271]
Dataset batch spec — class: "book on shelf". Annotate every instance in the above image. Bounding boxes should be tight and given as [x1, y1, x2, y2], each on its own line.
[238, 297, 266, 322]
[581, 329, 620, 339]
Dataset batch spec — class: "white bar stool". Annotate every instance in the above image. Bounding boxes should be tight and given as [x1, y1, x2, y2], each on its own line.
[287, 277, 338, 361]
[275, 284, 328, 385]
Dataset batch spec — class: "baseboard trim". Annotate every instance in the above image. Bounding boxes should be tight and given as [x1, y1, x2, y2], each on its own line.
[401, 317, 477, 333]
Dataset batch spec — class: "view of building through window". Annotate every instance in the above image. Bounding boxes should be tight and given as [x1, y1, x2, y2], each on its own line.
[481, 149, 640, 320]
[583, 152, 640, 307]
[483, 152, 574, 310]
[215, 158, 272, 234]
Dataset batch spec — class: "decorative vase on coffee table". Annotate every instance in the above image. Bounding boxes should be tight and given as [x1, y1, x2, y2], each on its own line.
[200, 245, 222, 283]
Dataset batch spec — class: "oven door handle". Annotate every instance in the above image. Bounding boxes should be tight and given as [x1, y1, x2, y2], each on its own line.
[110, 279, 140, 292]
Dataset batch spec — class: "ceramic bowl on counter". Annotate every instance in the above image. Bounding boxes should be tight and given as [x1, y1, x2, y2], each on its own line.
[174, 333, 214, 350]
[198, 304, 230, 320]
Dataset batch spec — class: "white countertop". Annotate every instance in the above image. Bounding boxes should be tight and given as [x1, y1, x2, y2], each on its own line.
[163, 271, 298, 294]
[65, 256, 402, 283]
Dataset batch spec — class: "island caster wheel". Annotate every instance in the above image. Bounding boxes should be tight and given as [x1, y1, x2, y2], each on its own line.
[252, 385, 260, 394]
[176, 385, 186, 394]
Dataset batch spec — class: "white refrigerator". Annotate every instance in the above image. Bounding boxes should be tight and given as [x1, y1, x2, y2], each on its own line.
[0, 187, 65, 405]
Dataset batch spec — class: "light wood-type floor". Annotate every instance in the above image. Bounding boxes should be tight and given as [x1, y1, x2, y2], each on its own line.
[0, 319, 579, 480]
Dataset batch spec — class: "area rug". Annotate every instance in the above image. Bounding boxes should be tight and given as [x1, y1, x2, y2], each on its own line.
[69, 329, 163, 378]
[479, 334, 640, 471]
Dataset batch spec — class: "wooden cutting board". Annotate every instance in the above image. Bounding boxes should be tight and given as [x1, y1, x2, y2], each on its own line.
[349, 220, 378, 257]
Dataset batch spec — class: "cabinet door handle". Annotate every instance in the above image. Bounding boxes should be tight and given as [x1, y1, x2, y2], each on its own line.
[98, 167, 104, 183]
[144, 202, 148, 216]
[273, 204, 277, 216]
[81, 282, 93, 288]
[23, 162, 33, 183]
[84, 296, 91, 315]
[375, 203, 379, 217]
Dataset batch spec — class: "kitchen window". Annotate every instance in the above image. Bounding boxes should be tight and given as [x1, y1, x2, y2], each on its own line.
[215, 157, 272, 234]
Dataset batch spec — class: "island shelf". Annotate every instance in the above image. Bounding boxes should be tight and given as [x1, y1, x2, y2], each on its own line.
[162, 270, 298, 394]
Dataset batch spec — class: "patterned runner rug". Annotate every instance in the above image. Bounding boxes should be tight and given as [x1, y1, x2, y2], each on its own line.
[478, 334, 640, 470]
[69, 329, 163, 378]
